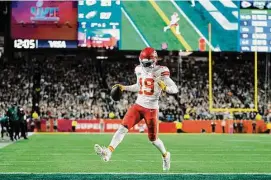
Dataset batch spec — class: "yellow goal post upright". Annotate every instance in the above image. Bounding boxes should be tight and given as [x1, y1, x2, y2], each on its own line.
[208, 23, 258, 113]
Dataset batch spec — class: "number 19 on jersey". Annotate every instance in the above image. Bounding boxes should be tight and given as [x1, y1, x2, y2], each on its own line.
[139, 78, 154, 96]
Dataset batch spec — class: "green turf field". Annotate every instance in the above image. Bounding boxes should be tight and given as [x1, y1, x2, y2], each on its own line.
[1, 134, 271, 179]
[121, 1, 193, 51]
[121, 0, 238, 51]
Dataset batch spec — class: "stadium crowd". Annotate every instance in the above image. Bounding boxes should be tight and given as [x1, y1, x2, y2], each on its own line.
[0, 53, 270, 122]
[0, 55, 32, 116]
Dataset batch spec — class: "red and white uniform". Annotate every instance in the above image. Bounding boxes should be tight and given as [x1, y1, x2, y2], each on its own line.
[126, 65, 178, 109]
[170, 13, 179, 26]
[122, 64, 178, 141]
[164, 12, 180, 34]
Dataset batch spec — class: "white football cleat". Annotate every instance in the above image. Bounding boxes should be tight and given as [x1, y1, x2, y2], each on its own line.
[94, 144, 112, 162]
[163, 27, 167, 32]
[162, 152, 171, 171]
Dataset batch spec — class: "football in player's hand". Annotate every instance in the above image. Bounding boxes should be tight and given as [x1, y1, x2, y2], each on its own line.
[111, 85, 122, 101]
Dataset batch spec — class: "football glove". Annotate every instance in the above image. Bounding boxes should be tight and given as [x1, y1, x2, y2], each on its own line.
[112, 84, 125, 91]
[158, 80, 167, 91]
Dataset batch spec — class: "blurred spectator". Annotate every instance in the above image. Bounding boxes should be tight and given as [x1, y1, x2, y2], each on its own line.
[72, 120, 77, 132]
[255, 113, 262, 121]
[53, 119, 58, 132]
[109, 112, 115, 119]
[266, 122, 271, 134]
[252, 120, 256, 133]
[211, 120, 216, 133]
[238, 120, 243, 133]
[221, 119, 226, 133]
[233, 120, 238, 133]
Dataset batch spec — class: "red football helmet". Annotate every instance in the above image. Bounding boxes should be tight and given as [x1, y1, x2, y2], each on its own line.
[139, 47, 158, 70]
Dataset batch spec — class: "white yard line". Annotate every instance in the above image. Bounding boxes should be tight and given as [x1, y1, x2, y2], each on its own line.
[197, 0, 238, 30]
[22, 153, 270, 156]
[0, 132, 34, 150]
[218, 0, 238, 8]
[1, 160, 271, 163]
[0, 172, 271, 175]
[0, 141, 13, 149]
[121, 7, 150, 47]
[170, 0, 215, 51]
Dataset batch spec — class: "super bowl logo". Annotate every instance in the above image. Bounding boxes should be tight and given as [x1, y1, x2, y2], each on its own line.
[30, 0, 59, 22]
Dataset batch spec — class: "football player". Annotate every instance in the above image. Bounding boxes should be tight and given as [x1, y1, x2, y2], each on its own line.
[164, 12, 180, 35]
[191, 0, 195, 7]
[0, 114, 9, 140]
[94, 47, 178, 171]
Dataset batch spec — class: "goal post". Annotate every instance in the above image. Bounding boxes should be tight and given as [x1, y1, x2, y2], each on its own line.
[208, 23, 258, 113]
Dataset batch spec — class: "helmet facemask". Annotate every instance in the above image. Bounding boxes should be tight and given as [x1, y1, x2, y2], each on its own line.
[139, 47, 158, 73]
[140, 59, 156, 72]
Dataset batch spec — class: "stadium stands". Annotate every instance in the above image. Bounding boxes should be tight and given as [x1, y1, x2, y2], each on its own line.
[0, 52, 269, 121]
[0, 55, 32, 116]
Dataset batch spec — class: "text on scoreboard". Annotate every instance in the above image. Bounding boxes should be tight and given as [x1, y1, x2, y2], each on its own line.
[239, 0, 271, 52]
[13, 39, 77, 49]
[10, 0, 271, 52]
[77, 0, 121, 49]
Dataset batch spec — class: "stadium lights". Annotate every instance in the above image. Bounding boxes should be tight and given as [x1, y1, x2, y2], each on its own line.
[96, 56, 108, 59]
[125, 55, 137, 59]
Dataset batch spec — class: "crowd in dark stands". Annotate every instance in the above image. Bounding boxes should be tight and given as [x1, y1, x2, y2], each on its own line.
[0, 53, 270, 122]
[0, 54, 33, 116]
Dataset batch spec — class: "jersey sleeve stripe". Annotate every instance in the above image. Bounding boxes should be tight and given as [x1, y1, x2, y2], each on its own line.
[161, 71, 170, 76]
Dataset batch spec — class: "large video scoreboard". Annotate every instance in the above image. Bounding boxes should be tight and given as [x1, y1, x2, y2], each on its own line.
[240, 0, 271, 52]
[77, 0, 121, 49]
[10, 0, 271, 52]
[11, 1, 78, 49]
